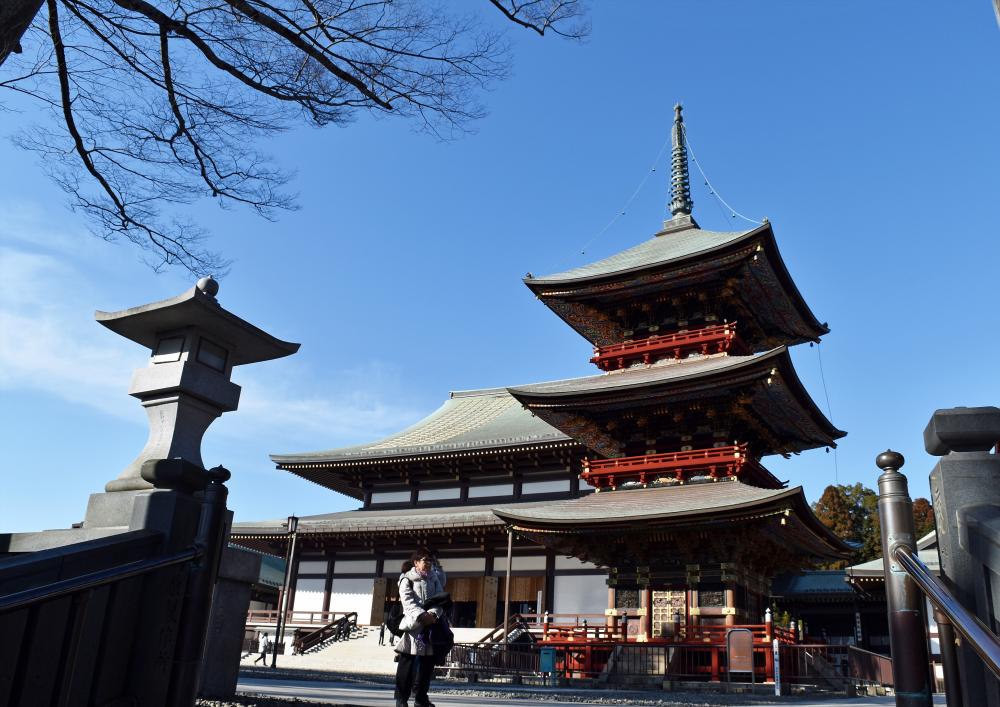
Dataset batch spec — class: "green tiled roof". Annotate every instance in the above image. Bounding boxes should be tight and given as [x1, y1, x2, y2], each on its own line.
[271, 388, 572, 464]
[525, 224, 758, 285]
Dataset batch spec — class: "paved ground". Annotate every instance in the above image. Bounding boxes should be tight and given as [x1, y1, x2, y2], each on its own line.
[237, 676, 948, 707]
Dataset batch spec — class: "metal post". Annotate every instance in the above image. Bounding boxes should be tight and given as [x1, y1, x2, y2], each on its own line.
[502, 527, 513, 640]
[934, 608, 962, 707]
[271, 514, 299, 667]
[875, 450, 932, 707]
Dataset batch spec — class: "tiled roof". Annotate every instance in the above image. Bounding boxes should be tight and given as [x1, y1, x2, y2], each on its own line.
[847, 548, 940, 578]
[508, 350, 772, 398]
[493, 479, 799, 526]
[772, 570, 853, 597]
[271, 388, 573, 464]
[233, 502, 529, 536]
[526, 224, 758, 285]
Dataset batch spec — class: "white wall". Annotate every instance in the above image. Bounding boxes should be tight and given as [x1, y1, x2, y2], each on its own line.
[419, 486, 461, 501]
[438, 557, 486, 573]
[334, 559, 377, 574]
[298, 560, 328, 574]
[552, 574, 609, 615]
[468, 483, 514, 498]
[494, 556, 546, 574]
[292, 578, 326, 612]
[330, 577, 375, 624]
[372, 490, 411, 503]
[521, 479, 571, 495]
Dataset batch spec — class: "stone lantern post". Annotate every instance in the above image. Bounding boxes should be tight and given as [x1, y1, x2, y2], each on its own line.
[82, 276, 299, 528]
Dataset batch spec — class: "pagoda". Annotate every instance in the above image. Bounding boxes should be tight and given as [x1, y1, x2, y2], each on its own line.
[497, 104, 846, 640]
[232, 107, 848, 677]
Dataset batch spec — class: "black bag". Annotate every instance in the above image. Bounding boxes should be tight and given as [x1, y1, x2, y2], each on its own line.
[429, 618, 455, 666]
[385, 577, 413, 637]
[386, 603, 406, 637]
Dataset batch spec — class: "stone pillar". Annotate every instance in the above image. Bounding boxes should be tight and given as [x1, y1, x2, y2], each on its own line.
[925, 407, 1000, 706]
[199, 546, 261, 699]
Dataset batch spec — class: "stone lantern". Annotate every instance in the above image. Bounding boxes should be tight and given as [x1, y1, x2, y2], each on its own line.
[83, 276, 299, 527]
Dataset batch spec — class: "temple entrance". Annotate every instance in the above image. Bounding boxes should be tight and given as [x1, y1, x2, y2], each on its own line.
[495, 575, 545, 624]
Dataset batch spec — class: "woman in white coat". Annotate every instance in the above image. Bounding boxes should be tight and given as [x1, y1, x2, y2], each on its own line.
[394, 548, 447, 707]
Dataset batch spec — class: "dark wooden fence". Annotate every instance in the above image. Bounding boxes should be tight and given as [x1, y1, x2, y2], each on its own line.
[0, 470, 229, 707]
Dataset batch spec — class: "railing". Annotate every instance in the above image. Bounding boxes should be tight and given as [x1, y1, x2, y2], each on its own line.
[292, 611, 358, 654]
[590, 323, 743, 371]
[847, 645, 893, 688]
[246, 609, 356, 625]
[894, 547, 1000, 679]
[448, 641, 806, 684]
[582, 444, 781, 489]
[876, 433, 1000, 707]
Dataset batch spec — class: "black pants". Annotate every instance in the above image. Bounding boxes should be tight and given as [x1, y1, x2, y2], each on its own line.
[394, 653, 434, 705]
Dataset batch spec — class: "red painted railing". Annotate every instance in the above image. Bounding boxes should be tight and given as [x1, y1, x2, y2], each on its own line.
[591, 322, 743, 371]
[582, 444, 755, 490]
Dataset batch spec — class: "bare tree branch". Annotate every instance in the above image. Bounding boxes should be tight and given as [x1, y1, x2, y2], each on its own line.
[1, 0, 588, 274]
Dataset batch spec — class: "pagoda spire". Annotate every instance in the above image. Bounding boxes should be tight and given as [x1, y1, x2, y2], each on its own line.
[668, 104, 693, 218]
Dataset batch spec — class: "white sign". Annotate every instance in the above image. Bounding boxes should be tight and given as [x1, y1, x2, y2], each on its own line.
[772, 638, 781, 696]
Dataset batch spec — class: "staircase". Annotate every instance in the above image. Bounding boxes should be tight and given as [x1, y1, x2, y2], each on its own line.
[292, 612, 363, 654]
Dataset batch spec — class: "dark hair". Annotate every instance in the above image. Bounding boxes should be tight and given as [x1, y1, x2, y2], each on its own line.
[401, 560, 414, 573]
[410, 546, 434, 563]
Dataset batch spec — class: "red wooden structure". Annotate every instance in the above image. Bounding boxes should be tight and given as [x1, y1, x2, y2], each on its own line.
[581, 444, 770, 490]
[590, 323, 744, 371]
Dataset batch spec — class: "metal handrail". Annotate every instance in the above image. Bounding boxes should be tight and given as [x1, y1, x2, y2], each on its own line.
[893, 547, 1000, 680]
[0, 547, 201, 613]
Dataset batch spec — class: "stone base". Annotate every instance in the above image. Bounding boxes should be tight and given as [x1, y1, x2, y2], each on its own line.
[0, 526, 122, 553]
[83, 489, 157, 529]
[1, 488, 194, 555]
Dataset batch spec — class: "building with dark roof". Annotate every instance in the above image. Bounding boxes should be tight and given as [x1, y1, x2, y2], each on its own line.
[232, 107, 848, 657]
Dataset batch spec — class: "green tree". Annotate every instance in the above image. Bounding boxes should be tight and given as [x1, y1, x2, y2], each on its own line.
[812, 483, 879, 568]
[912, 497, 936, 539]
[812, 483, 935, 567]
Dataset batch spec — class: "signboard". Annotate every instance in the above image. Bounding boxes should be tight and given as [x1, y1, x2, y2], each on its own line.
[727, 628, 754, 674]
[773, 638, 782, 696]
[539, 647, 556, 673]
[726, 628, 755, 687]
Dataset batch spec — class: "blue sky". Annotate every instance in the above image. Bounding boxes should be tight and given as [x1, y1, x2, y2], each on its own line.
[2, 2, 999, 532]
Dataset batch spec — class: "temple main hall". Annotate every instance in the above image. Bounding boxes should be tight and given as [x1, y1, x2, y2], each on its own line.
[233, 106, 849, 650]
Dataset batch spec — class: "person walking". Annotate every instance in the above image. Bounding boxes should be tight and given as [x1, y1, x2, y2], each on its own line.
[253, 631, 271, 665]
[394, 548, 447, 707]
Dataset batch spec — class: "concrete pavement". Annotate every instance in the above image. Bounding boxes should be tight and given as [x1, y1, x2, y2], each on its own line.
[237, 676, 948, 707]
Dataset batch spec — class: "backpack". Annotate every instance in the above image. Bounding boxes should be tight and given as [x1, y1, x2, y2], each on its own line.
[385, 577, 413, 637]
[386, 602, 406, 637]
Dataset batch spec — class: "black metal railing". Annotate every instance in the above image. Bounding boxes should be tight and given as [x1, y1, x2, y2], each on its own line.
[292, 611, 358, 654]
[446, 641, 873, 689]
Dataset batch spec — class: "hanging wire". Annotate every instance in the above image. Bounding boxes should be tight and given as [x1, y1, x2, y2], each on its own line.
[815, 341, 840, 484]
[681, 124, 763, 227]
[577, 135, 672, 256]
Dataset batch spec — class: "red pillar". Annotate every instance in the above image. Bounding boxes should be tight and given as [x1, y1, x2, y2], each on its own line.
[640, 587, 652, 641]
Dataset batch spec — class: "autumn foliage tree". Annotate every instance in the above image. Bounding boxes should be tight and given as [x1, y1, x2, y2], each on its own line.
[0, 0, 588, 274]
[812, 482, 935, 568]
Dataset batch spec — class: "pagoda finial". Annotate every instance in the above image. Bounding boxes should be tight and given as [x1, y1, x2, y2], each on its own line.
[668, 104, 693, 218]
